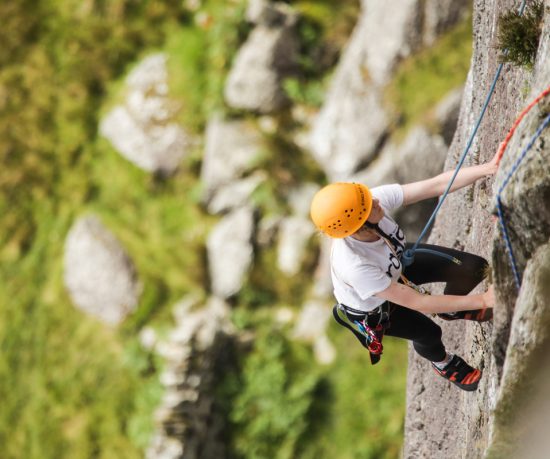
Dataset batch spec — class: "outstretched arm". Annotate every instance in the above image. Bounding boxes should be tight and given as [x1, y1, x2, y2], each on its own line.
[402, 152, 499, 206]
[375, 282, 494, 314]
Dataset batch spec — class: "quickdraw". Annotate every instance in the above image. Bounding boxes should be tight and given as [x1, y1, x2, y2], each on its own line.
[355, 320, 384, 355]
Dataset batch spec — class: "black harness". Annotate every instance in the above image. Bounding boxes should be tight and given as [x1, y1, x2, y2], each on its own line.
[332, 302, 392, 365]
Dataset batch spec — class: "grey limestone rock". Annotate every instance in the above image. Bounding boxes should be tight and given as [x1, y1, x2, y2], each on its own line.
[206, 172, 267, 215]
[276, 215, 316, 276]
[63, 215, 141, 325]
[308, 9, 390, 180]
[200, 116, 264, 203]
[100, 54, 189, 176]
[308, 0, 470, 181]
[404, 1, 550, 457]
[224, 1, 299, 113]
[434, 86, 464, 145]
[486, 241, 550, 458]
[362, 0, 423, 87]
[207, 207, 255, 298]
[147, 296, 235, 459]
[423, 0, 470, 47]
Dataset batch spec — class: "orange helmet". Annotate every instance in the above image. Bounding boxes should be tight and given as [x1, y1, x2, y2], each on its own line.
[310, 183, 373, 238]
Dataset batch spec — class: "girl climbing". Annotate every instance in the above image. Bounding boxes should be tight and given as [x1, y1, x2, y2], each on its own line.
[309, 153, 498, 391]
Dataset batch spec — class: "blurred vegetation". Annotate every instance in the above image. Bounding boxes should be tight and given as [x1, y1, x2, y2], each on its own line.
[0, 0, 242, 457]
[497, 0, 544, 69]
[282, 0, 360, 108]
[385, 12, 473, 137]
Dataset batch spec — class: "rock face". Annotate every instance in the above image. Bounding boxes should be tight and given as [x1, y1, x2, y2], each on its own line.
[100, 54, 189, 176]
[486, 241, 550, 458]
[224, 0, 299, 113]
[64, 215, 141, 325]
[403, 1, 550, 457]
[147, 296, 235, 459]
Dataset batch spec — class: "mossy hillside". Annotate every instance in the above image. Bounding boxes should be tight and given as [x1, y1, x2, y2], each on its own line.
[385, 12, 473, 138]
[219, 307, 407, 459]
[0, 0, 244, 457]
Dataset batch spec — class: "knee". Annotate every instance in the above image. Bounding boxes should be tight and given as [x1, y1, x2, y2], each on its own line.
[471, 256, 489, 281]
[418, 321, 443, 345]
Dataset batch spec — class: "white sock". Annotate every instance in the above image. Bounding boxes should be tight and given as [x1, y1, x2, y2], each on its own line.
[433, 352, 453, 370]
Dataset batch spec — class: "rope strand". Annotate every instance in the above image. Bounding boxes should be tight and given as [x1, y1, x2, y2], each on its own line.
[402, 0, 528, 267]
[496, 111, 550, 289]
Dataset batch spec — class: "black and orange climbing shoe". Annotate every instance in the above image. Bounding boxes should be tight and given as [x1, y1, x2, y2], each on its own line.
[438, 308, 493, 322]
[432, 355, 482, 391]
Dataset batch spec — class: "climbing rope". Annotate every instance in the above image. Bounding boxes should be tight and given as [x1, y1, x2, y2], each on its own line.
[495, 85, 550, 289]
[401, 0, 529, 267]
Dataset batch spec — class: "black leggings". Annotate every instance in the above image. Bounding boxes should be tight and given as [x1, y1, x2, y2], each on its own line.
[349, 243, 488, 362]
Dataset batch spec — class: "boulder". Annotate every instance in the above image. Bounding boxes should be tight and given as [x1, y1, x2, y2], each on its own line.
[307, 8, 390, 180]
[207, 172, 266, 215]
[147, 296, 235, 459]
[363, 0, 470, 83]
[362, 0, 423, 87]
[224, 1, 299, 113]
[307, 0, 471, 181]
[287, 182, 320, 217]
[423, 0, 470, 47]
[200, 116, 264, 202]
[434, 86, 464, 145]
[100, 54, 189, 176]
[276, 216, 315, 276]
[63, 215, 141, 325]
[311, 236, 334, 299]
[207, 207, 255, 298]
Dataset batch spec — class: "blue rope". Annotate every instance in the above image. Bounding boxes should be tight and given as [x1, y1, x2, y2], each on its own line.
[495, 113, 550, 290]
[401, 0, 528, 268]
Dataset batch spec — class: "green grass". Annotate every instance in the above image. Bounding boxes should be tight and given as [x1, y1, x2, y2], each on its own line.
[299, 324, 408, 459]
[386, 13, 473, 137]
[220, 302, 408, 459]
[0, 0, 243, 456]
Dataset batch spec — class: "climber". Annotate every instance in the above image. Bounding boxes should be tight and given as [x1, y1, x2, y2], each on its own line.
[310, 153, 499, 391]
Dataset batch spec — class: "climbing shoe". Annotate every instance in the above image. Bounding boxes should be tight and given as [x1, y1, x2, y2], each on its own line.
[437, 308, 493, 322]
[432, 355, 482, 391]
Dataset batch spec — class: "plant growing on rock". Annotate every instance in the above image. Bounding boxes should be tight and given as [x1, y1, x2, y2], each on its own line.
[497, 1, 544, 69]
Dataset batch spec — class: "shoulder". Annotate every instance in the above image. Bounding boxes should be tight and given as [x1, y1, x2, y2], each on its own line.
[371, 184, 404, 211]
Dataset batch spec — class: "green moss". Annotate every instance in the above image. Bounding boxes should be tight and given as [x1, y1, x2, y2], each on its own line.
[497, 1, 544, 69]
[385, 13, 473, 137]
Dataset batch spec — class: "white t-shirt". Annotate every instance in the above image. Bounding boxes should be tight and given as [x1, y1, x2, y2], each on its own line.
[330, 184, 406, 312]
